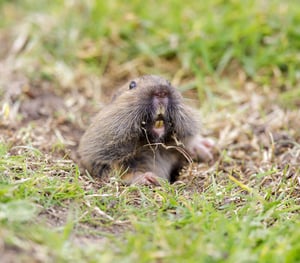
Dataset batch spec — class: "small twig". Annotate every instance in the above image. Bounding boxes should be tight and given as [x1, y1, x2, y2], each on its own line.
[142, 127, 157, 167]
[143, 142, 193, 164]
[85, 200, 114, 220]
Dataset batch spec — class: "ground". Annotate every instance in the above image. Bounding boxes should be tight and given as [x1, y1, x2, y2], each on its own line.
[0, 1, 300, 262]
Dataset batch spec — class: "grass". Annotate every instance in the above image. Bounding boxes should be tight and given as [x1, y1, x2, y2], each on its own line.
[1, 0, 300, 262]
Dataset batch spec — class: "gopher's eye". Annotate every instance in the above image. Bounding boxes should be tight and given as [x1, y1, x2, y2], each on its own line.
[129, 81, 137, 90]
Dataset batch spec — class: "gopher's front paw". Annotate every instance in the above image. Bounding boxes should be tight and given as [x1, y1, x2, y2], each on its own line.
[186, 135, 215, 161]
[122, 171, 162, 186]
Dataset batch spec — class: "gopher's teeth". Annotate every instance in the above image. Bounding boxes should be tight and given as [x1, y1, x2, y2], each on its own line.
[154, 120, 164, 128]
[157, 105, 165, 116]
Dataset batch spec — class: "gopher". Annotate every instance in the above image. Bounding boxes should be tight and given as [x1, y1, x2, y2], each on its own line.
[78, 75, 213, 185]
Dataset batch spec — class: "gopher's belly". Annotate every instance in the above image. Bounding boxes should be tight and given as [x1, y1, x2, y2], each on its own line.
[126, 146, 184, 181]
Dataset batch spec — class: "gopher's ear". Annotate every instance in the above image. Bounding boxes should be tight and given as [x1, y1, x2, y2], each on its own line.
[110, 81, 132, 102]
[111, 93, 118, 102]
[110, 88, 122, 102]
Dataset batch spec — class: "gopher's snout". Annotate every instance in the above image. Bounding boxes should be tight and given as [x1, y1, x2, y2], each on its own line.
[155, 104, 166, 117]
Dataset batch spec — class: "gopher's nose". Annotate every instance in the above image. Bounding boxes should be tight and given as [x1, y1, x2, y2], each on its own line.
[154, 91, 168, 98]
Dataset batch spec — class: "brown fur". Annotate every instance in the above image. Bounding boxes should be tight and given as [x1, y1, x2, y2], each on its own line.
[78, 75, 212, 185]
